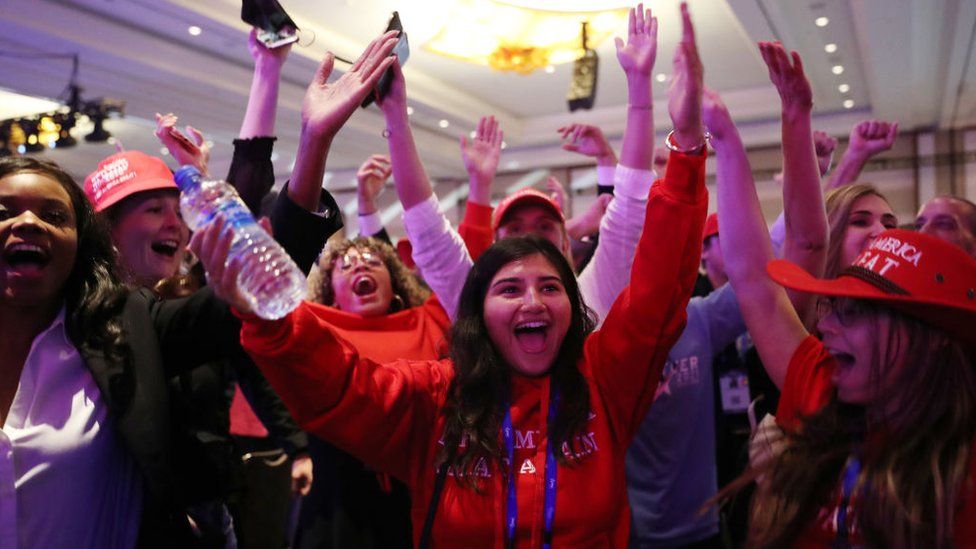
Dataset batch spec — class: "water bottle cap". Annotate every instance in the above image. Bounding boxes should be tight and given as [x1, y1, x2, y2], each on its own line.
[173, 165, 202, 191]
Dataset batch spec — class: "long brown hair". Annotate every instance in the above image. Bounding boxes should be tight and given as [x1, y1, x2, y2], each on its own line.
[823, 184, 891, 278]
[438, 236, 596, 486]
[745, 303, 976, 547]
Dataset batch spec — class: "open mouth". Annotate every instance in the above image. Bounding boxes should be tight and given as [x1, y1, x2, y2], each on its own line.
[829, 348, 856, 370]
[513, 320, 550, 353]
[150, 239, 181, 258]
[2, 242, 51, 275]
[352, 275, 377, 297]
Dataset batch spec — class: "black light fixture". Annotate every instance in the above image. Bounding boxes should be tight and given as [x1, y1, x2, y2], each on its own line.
[83, 97, 124, 143]
[54, 112, 76, 148]
[567, 22, 599, 112]
[84, 112, 110, 143]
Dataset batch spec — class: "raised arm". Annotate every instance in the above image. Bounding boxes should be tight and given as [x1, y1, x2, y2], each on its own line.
[705, 88, 807, 389]
[355, 154, 393, 241]
[288, 31, 399, 211]
[575, 3, 660, 323]
[239, 29, 290, 139]
[379, 60, 473, 318]
[824, 119, 898, 191]
[585, 2, 708, 442]
[458, 116, 503, 259]
[615, 3, 658, 171]
[759, 42, 827, 318]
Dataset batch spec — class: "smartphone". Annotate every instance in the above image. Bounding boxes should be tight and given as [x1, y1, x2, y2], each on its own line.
[241, 0, 300, 48]
[361, 11, 409, 108]
[256, 27, 298, 49]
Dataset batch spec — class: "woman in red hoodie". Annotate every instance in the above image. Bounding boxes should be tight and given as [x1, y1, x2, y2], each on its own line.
[194, 5, 707, 546]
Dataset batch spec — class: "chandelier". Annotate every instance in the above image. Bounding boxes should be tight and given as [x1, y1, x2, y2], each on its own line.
[420, 0, 629, 74]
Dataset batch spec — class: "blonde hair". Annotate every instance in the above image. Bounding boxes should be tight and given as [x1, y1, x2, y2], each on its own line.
[307, 237, 429, 311]
[823, 184, 890, 278]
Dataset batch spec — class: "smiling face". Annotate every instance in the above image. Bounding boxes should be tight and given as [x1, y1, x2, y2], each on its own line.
[915, 197, 976, 257]
[109, 189, 188, 287]
[496, 205, 569, 258]
[482, 253, 572, 377]
[840, 194, 898, 268]
[0, 171, 78, 311]
[329, 246, 395, 317]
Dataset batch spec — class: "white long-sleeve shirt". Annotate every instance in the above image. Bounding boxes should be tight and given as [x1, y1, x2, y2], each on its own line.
[402, 165, 656, 325]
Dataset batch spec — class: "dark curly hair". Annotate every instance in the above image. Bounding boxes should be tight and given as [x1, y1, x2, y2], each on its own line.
[0, 157, 129, 365]
[307, 236, 429, 311]
[439, 235, 597, 485]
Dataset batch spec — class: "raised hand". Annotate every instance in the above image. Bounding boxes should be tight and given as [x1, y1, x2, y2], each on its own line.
[566, 194, 613, 240]
[668, 2, 705, 150]
[544, 176, 568, 214]
[155, 112, 211, 175]
[189, 215, 253, 315]
[848, 119, 898, 158]
[247, 27, 291, 68]
[614, 3, 658, 78]
[557, 124, 617, 166]
[302, 30, 399, 140]
[461, 115, 503, 198]
[701, 87, 735, 143]
[356, 154, 392, 215]
[758, 41, 812, 114]
[813, 130, 837, 176]
[377, 58, 408, 120]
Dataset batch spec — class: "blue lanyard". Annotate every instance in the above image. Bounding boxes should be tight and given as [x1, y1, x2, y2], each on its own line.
[833, 454, 861, 547]
[502, 388, 560, 549]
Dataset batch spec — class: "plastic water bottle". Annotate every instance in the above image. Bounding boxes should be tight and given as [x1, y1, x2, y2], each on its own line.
[173, 165, 306, 320]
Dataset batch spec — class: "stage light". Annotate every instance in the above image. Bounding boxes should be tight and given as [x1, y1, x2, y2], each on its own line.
[85, 115, 110, 143]
[54, 112, 77, 148]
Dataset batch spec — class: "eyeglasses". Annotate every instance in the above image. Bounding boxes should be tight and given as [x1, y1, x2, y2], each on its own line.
[815, 296, 875, 327]
[333, 248, 383, 273]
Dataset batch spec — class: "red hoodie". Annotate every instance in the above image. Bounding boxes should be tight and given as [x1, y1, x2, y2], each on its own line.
[241, 151, 707, 547]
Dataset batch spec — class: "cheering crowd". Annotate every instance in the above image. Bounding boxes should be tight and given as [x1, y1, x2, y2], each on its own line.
[2, 3, 976, 548]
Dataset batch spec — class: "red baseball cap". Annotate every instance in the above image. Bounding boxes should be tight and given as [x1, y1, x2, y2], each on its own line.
[492, 188, 565, 231]
[84, 151, 177, 212]
[768, 229, 976, 344]
[702, 213, 719, 242]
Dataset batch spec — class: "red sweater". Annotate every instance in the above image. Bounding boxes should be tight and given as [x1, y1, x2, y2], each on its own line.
[776, 336, 976, 547]
[304, 295, 451, 362]
[241, 151, 707, 548]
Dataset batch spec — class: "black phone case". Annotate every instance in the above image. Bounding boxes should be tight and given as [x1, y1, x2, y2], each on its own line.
[361, 11, 406, 108]
[241, 0, 298, 33]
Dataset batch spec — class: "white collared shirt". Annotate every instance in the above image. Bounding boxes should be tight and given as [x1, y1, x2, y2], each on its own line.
[0, 308, 142, 548]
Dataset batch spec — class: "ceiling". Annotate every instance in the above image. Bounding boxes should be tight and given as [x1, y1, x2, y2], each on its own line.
[1, 0, 974, 195]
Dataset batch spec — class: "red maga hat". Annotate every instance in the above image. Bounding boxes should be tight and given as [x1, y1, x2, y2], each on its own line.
[702, 213, 719, 242]
[492, 188, 565, 231]
[768, 229, 976, 344]
[84, 151, 176, 212]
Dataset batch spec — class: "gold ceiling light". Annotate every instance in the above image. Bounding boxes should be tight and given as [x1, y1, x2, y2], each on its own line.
[422, 0, 629, 74]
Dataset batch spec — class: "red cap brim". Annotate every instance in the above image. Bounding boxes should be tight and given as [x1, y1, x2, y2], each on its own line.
[767, 259, 976, 345]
